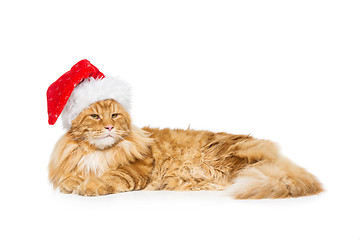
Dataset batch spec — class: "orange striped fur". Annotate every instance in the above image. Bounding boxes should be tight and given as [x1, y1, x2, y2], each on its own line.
[49, 100, 323, 198]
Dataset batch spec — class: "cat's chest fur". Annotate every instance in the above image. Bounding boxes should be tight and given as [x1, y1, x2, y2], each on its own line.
[77, 150, 114, 176]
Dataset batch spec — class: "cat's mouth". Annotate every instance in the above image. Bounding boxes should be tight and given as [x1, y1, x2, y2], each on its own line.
[99, 134, 115, 139]
[97, 132, 119, 139]
[91, 133, 119, 149]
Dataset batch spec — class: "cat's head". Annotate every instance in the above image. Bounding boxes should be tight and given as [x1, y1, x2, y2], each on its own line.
[69, 99, 131, 150]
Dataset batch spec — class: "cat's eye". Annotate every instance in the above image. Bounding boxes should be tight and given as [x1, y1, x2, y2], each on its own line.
[111, 113, 119, 119]
[90, 114, 100, 119]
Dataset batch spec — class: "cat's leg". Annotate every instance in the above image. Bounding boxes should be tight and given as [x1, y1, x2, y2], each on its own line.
[228, 156, 323, 199]
[226, 138, 323, 199]
[78, 177, 108, 196]
[101, 158, 154, 194]
[58, 175, 84, 194]
[77, 158, 154, 196]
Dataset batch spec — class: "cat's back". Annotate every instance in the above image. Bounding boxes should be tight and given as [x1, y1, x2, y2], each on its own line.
[143, 127, 214, 149]
[142, 127, 251, 190]
[142, 127, 250, 153]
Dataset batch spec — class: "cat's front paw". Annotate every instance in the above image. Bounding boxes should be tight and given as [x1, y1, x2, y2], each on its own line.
[101, 170, 133, 194]
[78, 177, 109, 196]
[59, 176, 83, 194]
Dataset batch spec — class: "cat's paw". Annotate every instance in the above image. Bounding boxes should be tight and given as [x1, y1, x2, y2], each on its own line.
[101, 171, 132, 194]
[59, 176, 83, 194]
[78, 177, 109, 196]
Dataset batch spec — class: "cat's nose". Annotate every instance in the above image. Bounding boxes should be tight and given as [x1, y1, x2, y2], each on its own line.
[104, 125, 114, 131]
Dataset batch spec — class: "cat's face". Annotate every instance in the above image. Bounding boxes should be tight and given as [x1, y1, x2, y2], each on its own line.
[70, 99, 131, 150]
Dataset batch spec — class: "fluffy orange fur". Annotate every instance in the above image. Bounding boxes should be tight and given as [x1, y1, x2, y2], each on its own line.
[49, 99, 323, 198]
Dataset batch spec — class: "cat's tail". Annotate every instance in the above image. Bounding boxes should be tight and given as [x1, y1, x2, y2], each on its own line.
[227, 157, 323, 199]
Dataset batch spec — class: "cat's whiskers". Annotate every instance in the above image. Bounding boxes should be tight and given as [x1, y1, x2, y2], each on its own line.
[71, 137, 85, 141]
[69, 136, 88, 145]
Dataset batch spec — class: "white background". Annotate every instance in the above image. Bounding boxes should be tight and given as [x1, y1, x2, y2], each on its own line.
[1, 1, 359, 239]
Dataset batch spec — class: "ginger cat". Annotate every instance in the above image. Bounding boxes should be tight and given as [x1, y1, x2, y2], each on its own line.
[48, 99, 323, 199]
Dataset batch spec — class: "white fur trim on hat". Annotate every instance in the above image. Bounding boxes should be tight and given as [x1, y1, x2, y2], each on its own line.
[61, 76, 131, 130]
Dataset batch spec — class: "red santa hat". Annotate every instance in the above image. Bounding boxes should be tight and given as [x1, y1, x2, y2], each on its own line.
[47, 59, 131, 130]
